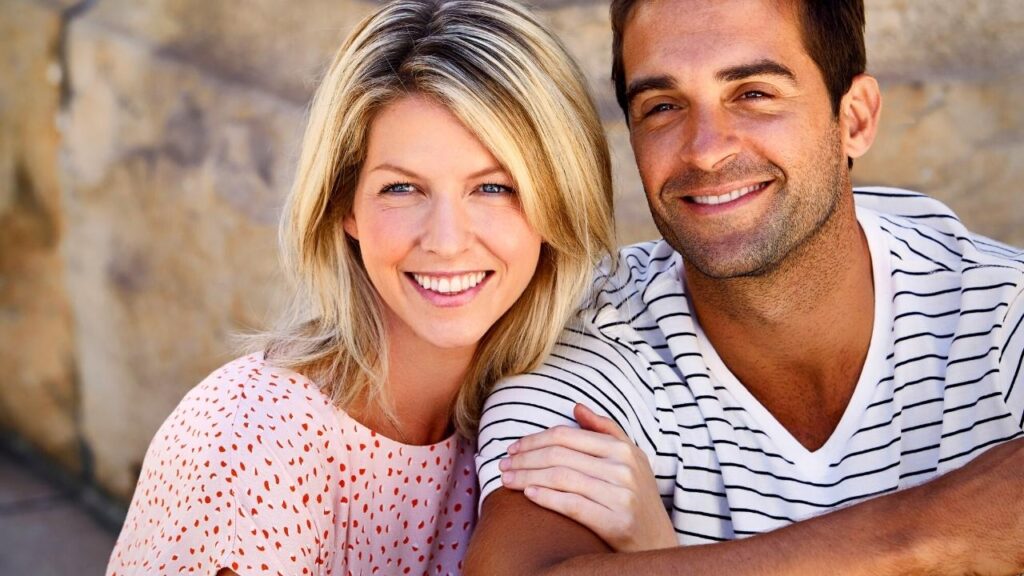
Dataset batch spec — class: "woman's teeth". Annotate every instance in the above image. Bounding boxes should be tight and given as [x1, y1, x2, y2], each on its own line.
[412, 272, 486, 294]
[690, 182, 767, 206]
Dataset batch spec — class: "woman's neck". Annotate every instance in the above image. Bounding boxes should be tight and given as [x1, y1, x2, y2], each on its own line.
[350, 318, 475, 446]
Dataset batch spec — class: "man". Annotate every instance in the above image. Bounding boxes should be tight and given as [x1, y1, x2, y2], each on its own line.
[465, 0, 1024, 574]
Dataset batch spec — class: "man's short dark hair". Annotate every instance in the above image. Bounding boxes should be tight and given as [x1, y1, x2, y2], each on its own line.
[610, 0, 866, 119]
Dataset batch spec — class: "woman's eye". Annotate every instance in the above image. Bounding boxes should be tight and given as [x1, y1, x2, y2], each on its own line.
[380, 182, 416, 195]
[478, 183, 515, 196]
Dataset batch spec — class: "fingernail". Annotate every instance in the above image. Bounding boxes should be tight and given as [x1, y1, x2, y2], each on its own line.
[507, 442, 519, 454]
[501, 472, 514, 485]
[498, 458, 509, 471]
[524, 486, 537, 498]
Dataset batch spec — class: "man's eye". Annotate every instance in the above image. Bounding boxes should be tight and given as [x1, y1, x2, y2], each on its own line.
[380, 182, 416, 195]
[478, 183, 515, 196]
[739, 90, 769, 100]
[643, 102, 676, 117]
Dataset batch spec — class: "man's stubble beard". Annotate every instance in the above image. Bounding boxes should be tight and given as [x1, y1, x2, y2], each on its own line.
[649, 124, 848, 280]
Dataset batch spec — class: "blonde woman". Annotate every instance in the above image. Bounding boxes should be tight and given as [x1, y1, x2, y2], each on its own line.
[106, 0, 618, 573]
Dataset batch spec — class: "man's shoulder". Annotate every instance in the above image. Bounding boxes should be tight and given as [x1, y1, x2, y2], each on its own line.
[855, 186, 1024, 283]
[592, 239, 680, 301]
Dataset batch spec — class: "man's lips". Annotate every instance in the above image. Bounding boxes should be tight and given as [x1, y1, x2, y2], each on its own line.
[682, 181, 772, 206]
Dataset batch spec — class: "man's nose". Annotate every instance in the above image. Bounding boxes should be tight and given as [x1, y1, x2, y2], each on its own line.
[420, 194, 472, 258]
[679, 106, 740, 172]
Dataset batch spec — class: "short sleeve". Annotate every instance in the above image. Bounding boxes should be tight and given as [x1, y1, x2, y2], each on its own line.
[107, 356, 337, 576]
[1000, 290, 1024, 432]
[475, 326, 651, 509]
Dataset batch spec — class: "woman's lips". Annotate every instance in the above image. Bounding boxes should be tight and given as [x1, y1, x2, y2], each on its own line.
[406, 271, 492, 308]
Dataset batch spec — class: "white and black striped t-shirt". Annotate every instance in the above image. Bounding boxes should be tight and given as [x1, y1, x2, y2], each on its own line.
[476, 188, 1024, 543]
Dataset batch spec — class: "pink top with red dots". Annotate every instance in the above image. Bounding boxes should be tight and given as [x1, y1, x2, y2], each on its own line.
[106, 354, 478, 576]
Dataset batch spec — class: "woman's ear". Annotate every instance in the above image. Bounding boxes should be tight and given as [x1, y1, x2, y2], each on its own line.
[343, 214, 359, 240]
[840, 74, 882, 161]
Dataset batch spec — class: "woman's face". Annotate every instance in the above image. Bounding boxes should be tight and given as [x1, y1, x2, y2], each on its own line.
[345, 95, 542, 355]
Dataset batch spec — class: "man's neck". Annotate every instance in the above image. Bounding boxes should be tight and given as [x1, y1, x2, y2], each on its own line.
[685, 197, 875, 451]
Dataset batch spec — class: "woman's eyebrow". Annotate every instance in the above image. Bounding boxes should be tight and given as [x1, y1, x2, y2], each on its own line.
[369, 163, 506, 180]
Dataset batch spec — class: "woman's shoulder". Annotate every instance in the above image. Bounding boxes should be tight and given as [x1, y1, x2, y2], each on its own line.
[109, 355, 347, 574]
[140, 354, 347, 501]
[173, 354, 341, 437]
[189, 353, 334, 410]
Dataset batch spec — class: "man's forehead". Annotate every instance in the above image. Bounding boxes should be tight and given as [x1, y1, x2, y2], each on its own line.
[623, 0, 797, 29]
[622, 0, 806, 80]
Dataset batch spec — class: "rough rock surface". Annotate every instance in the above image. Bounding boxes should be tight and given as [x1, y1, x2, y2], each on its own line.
[0, 0, 80, 471]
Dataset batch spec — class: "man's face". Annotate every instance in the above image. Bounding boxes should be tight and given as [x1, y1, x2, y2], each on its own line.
[623, 0, 850, 279]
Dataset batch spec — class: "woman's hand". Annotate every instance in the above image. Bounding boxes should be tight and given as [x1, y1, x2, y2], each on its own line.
[498, 403, 676, 552]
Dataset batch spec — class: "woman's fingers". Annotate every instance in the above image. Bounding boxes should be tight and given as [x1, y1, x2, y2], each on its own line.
[573, 403, 630, 443]
[501, 403, 677, 553]
[521, 485, 615, 537]
[508, 423, 621, 459]
[508, 405, 633, 459]
[515, 468, 663, 552]
[502, 464, 627, 511]
[500, 446, 632, 487]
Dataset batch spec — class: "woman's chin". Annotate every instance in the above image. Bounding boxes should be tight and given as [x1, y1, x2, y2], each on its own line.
[417, 330, 488, 352]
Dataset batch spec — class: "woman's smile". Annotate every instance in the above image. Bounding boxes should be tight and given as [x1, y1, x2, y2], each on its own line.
[407, 270, 493, 307]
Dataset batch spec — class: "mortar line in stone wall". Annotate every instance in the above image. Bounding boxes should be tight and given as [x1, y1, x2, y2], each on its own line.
[58, 17, 311, 111]
[57, 0, 99, 110]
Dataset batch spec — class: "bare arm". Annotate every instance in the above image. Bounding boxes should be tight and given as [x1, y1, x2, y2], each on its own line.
[465, 438, 1024, 576]
[465, 488, 924, 576]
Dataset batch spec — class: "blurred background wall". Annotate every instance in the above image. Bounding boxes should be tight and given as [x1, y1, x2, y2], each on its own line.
[1, 0, 1022, 517]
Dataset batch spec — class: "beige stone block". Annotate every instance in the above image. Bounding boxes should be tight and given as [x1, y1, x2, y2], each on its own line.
[0, 0, 80, 470]
[78, 0, 379, 104]
[866, 0, 1024, 82]
[854, 79, 1024, 247]
[63, 21, 297, 498]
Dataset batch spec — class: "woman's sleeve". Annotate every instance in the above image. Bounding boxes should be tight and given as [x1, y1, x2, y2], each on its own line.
[106, 357, 338, 576]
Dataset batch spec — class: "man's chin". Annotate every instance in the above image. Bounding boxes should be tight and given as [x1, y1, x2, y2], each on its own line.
[674, 237, 783, 280]
[684, 257, 777, 280]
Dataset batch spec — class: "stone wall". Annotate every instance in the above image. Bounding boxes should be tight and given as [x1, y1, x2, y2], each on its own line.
[0, 1, 80, 473]
[1, 0, 1022, 505]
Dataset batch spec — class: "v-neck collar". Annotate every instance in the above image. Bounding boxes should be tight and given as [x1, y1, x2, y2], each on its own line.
[689, 208, 893, 474]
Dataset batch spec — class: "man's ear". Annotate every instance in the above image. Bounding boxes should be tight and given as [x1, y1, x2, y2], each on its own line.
[343, 214, 359, 240]
[840, 74, 882, 161]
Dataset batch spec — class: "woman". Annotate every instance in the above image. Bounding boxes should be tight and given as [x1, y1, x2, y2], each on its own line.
[105, 0, 622, 573]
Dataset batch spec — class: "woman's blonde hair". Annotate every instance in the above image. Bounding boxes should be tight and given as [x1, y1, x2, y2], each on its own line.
[260, 0, 615, 439]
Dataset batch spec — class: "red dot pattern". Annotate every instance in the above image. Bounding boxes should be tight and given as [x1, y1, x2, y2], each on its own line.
[106, 355, 478, 575]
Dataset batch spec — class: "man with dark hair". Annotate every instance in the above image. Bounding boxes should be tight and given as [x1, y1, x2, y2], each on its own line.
[466, 0, 1024, 573]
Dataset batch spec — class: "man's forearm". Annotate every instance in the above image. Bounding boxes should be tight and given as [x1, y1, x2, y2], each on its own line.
[467, 485, 934, 576]
[537, 489, 930, 576]
[468, 439, 1024, 576]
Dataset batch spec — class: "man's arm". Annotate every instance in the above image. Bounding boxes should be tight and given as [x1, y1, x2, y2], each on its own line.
[465, 438, 1024, 576]
[465, 489, 924, 575]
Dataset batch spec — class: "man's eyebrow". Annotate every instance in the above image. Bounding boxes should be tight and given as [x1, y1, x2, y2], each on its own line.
[716, 59, 797, 84]
[625, 75, 677, 109]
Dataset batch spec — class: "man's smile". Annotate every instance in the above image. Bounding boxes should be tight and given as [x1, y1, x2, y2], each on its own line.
[684, 180, 772, 206]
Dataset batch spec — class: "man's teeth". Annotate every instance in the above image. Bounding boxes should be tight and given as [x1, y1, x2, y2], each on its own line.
[690, 183, 766, 205]
[412, 272, 487, 294]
